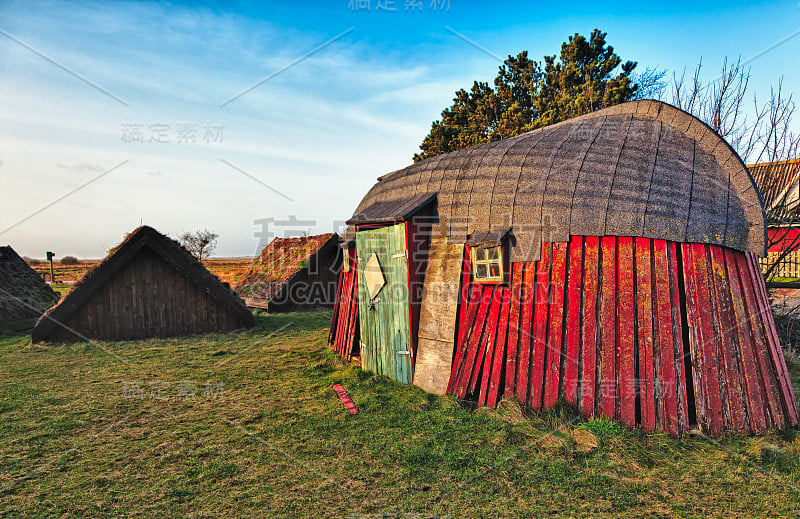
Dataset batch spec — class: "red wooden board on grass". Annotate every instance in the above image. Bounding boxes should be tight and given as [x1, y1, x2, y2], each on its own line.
[332, 384, 358, 415]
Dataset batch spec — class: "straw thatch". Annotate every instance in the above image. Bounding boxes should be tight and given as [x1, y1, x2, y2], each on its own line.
[348, 99, 765, 262]
[235, 233, 341, 311]
[0, 246, 59, 330]
[749, 159, 800, 221]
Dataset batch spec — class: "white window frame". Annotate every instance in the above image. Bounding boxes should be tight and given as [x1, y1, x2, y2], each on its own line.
[471, 245, 504, 283]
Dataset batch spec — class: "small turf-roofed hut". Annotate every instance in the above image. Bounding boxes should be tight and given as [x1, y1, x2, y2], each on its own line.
[32, 226, 254, 342]
[0, 246, 60, 331]
[329, 99, 799, 437]
[235, 233, 342, 312]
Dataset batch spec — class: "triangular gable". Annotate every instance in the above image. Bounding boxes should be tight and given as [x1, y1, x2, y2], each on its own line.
[33, 226, 253, 340]
[0, 246, 59, 327]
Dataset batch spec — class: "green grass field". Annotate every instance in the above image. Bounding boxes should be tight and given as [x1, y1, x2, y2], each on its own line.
[2, 310, 800, 518]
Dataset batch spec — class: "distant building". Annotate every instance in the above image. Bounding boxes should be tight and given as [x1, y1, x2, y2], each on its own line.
[750, 159, 800, 277]
[750, 159, 800, 220]
[32, 226, 254, 342]
[0, 246, 59, 331]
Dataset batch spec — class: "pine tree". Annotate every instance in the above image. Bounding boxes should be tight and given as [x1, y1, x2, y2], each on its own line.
[414, 30, 638, 162]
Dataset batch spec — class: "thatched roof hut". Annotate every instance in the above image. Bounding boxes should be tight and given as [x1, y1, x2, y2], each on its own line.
[0, 246, 59, 330]
[32, 226, 254, 342]
[235, 233, 341, 312]
[330, 99, 797, 437]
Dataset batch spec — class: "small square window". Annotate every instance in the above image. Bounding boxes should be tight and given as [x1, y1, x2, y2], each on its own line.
[471, 245, 504, 283]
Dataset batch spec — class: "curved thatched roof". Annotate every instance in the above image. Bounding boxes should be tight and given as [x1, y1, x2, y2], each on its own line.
[348, 100, 766, 261]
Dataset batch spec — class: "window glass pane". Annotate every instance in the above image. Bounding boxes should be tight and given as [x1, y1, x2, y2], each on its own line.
[489, 263, 500, 277]
[487, 246, 499, 260]
[476, 264, 487, 278]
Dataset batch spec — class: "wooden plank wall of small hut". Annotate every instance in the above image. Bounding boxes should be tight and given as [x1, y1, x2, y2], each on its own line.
[51, 248, 247, 341]
[329, 245, 359, 360]
[447, 238, 799, 437]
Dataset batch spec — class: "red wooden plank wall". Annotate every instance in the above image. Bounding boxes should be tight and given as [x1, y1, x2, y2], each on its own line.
[446, 237, 799, 437]
[329, 246, 360, 360]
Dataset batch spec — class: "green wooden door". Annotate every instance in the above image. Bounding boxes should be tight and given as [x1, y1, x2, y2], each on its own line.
[356, 223, 413, 384]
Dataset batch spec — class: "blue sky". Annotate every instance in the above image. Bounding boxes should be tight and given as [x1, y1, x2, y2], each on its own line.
[1, 0, 798, 258]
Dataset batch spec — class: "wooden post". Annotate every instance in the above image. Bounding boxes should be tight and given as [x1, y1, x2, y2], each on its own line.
[46, 251, 55, 283]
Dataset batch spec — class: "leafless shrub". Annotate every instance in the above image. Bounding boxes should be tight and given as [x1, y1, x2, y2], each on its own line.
[668, 58, 800, 289]
[179, 229, 219, 261]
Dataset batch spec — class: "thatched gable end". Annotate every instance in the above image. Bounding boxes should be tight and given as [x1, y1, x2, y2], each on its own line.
[235, 233, 342, 312]
[0, 246, 59, 329]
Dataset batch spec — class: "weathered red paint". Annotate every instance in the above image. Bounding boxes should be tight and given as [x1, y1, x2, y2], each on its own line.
[653, 239, 680, 436]
[720, 246, 765, 433]
[443, 237, 798, 437]
[504, 262, 524, 399]
[544, 241, 567, 410]
[530, 242, 551, 410]
[600, 236, 617, 419]
[477, 287, 503, 404]
[564, 236, 583, 408]
[636, 238, 656, 432]
[487, 288, 511, 407]
[455, 286, 493, 399]
[516, 263, 535, 404]
[329, 246, 359, 360]
[332, 233, 798, 437]
[746, 251, 800, 423]
[617, 237, 636, 427]
[580, 237, 599, 418]
[667, 242, 690, 433]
